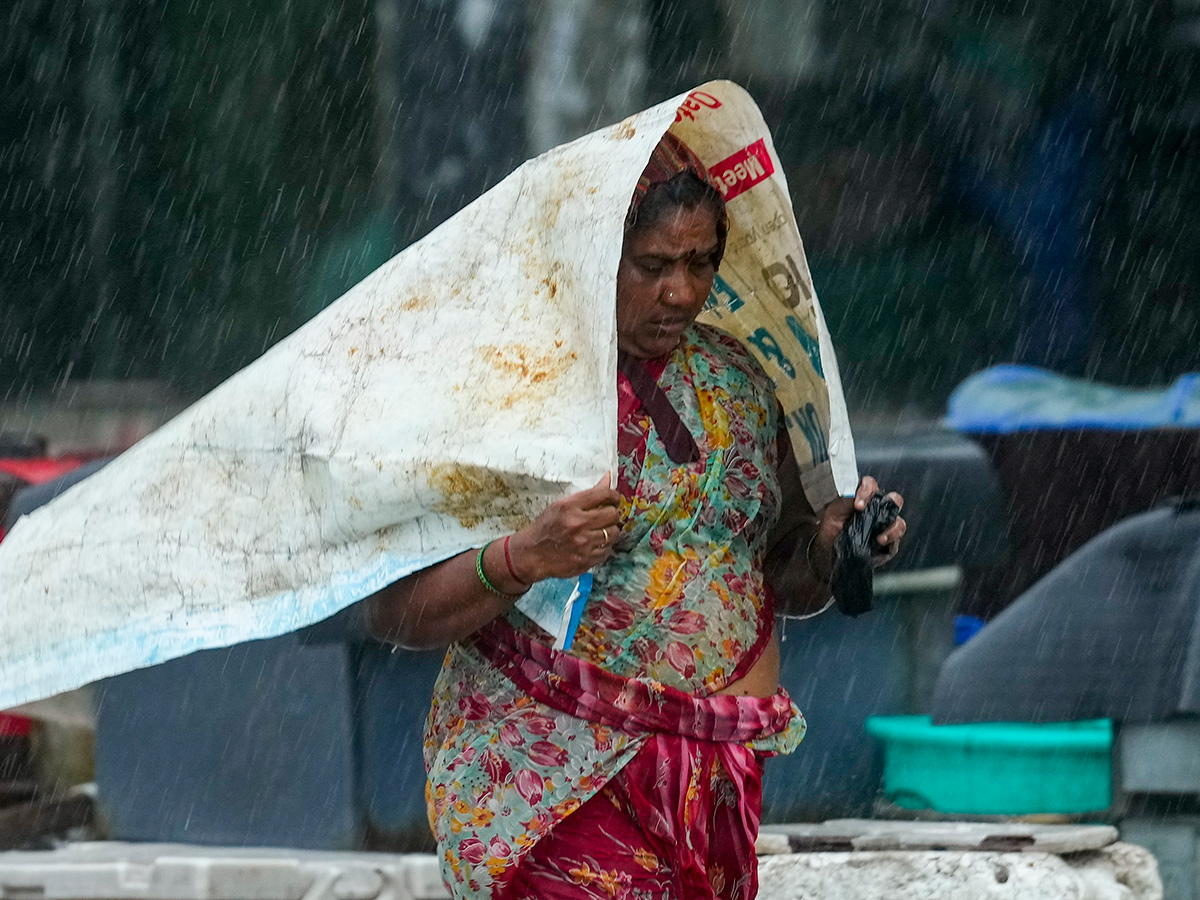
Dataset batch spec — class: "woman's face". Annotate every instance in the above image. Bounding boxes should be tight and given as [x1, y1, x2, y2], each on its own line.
[615, 205, 720, 359]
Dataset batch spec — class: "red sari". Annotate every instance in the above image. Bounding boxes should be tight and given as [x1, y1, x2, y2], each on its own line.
[478, 619, 790, 899]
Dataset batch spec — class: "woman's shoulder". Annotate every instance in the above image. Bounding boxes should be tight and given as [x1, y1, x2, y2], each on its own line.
[685, 322, 774, 391]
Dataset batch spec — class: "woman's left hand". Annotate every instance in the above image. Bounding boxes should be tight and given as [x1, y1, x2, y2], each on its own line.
[812, 476, 906, 578]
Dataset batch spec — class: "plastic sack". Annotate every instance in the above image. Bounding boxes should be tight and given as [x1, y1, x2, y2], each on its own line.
[0, 81, 857, 708]
[832, 492, 900, 617]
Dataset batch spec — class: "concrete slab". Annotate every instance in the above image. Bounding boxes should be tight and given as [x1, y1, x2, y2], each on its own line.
[761, 819, 1120, 854]
[758, 843, 1160, 900]
[0, 835, 1160, 900]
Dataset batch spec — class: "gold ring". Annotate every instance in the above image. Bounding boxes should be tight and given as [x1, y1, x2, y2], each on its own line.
[602, 527, 610, 543]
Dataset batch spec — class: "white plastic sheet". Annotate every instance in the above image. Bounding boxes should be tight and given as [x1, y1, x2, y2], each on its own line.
[0, 81, 856, 708]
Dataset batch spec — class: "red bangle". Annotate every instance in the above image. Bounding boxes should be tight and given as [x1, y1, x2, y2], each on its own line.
[503, 535, 529, 586]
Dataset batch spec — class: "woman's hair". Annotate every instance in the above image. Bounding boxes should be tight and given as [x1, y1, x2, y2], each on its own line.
[625, 171, 728, 266]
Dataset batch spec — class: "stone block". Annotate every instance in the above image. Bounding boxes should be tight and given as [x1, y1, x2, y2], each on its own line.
[757, 844, 1161, 900]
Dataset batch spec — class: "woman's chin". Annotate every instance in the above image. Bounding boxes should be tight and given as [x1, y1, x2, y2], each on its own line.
[633, 332, 684, 358]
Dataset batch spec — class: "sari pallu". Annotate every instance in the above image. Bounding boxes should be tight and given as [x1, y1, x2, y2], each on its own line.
[474, 619, 793, 744]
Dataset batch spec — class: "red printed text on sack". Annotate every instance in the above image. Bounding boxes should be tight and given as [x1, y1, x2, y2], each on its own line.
[708, 139, 774, 201]
[674, 90, 722, 123]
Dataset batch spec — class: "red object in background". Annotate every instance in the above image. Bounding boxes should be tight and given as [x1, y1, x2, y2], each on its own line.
[0, 714, 31, 737]
[0, 455, 98, 486]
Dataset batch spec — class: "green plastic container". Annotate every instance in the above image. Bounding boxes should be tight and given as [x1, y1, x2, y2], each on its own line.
[865, 715, 1113, 815]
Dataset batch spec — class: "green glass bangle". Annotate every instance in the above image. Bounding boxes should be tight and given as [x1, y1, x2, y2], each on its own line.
[476, 543, 524, 600]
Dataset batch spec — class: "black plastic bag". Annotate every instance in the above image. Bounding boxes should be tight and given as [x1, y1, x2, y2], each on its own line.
[832, 492, 900, 617]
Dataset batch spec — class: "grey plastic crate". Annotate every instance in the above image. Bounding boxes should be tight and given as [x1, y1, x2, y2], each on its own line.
[95, 635, 358, 850]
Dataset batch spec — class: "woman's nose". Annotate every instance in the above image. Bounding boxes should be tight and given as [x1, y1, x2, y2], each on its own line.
[661, 269, 696, 307]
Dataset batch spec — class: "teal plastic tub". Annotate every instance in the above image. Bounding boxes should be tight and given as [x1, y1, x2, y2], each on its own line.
[865, 715, 1113, 815]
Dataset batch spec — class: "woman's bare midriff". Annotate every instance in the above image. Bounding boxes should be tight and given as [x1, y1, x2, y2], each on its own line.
[713, 626, 780, 699]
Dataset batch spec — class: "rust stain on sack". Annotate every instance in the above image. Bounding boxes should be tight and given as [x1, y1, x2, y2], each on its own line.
[612, 120, 637, 140]
[542, 194, 563, 230]
[400, 295, 430, 312]
[538, 261, 565, 302]
[478, 342, 579, 411]
[480, 343, 578, 387]
[428, 464, 528, 529]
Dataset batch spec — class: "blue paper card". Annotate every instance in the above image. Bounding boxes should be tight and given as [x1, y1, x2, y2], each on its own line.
[515, 572, 594, 650]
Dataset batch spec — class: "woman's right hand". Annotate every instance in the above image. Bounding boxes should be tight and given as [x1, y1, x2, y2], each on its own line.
[508, 474, 622, 583]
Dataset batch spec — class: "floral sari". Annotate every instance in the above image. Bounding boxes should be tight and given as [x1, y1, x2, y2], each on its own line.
[424, 323, 807, 898]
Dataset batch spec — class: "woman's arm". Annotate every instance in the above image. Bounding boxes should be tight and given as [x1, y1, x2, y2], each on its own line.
[367, 475, 622, 649]
[765, 428, 907, 616]
[764, 428, 834, 616]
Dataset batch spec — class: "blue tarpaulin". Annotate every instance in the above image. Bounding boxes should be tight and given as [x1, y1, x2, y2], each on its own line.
[946, 365, 1200, 433]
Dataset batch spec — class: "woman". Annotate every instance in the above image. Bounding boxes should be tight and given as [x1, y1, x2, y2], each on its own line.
[369, 133, 906, 900]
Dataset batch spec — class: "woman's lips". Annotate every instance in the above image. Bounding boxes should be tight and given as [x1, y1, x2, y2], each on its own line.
[648, 318, 689, 332]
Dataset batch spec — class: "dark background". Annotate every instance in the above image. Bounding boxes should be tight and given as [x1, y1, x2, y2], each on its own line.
[3, 0, 1197, 413]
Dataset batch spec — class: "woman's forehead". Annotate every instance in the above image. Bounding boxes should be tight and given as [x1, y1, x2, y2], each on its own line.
[626, 207, 719, 256]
